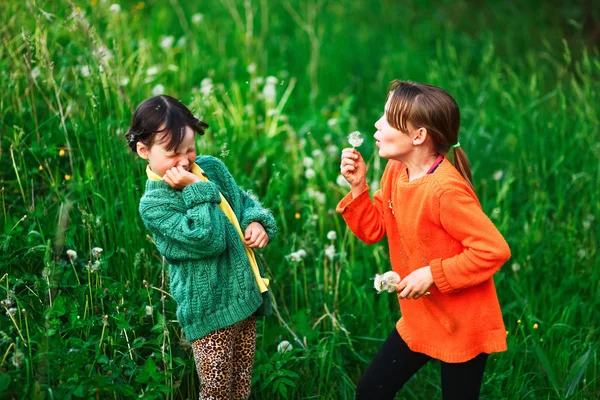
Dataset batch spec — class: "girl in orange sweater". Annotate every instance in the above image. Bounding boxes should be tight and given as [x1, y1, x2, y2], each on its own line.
[338, 80, 511, 399]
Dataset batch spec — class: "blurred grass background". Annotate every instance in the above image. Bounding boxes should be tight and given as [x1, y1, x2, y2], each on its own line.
[0, 0, 599, 398]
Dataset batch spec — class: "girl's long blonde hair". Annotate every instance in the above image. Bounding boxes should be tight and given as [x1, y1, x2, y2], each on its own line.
[386, 80, 473, 190]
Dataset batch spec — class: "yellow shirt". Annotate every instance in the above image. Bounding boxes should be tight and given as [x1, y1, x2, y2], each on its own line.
[146, 164, 269, 293]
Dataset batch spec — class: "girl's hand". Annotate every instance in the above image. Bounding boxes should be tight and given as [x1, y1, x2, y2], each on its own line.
[162, 166, 201, 189]
[396, 266, 434, 300]
[244, 222, 269, 248]
[340, 148, 367, 197]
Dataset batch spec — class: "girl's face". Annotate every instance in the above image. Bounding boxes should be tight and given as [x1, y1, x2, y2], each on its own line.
[373, 99, 417, 161]
[136, 125, 197, 177]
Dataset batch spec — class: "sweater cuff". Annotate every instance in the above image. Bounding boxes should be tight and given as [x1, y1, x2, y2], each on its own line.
[241, 209, 278, 242]
[182, 181, 222, 207]
[336, 185, 370, 214]
[430, 258, 453, 294]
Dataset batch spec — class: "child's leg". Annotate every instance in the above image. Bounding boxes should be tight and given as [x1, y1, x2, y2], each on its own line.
[230, 316, 257, 400]
[440, 353, 488, 400]
[191, 324, 238, 400]
[355, 328, 431, 400]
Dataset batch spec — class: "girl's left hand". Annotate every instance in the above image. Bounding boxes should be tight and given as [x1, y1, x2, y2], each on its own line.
[397, 267, 434, 299]
[244, 222, 269, 248]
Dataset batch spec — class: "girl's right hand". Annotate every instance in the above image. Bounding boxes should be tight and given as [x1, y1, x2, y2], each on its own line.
[340, 148, 367, 197]
[163, 166, 201, 189]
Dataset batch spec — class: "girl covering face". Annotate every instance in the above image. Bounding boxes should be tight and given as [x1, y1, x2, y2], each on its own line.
[339, 80, 510, 399]
[127, 95, 277, 399]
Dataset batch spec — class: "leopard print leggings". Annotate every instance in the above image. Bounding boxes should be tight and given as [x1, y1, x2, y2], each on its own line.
[191, 317, 256, 400]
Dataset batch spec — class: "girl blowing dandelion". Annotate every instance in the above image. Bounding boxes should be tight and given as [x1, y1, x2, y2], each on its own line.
[126, 95, 277, 399]
[338, 81, 510, 399]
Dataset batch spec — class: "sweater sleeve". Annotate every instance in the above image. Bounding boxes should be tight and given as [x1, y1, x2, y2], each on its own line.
[207, 157, 278, 242]
[139, 182, 228, 261]
[336, 186, 386, 244]
[238, 188, 278, 242]
[429, 189, 511, 293]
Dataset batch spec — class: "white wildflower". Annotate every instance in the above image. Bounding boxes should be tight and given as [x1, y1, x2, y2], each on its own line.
[91, 260, 100, 273]
[326, 144, 339, 157]
[277, 340, 292, 353]
[91, 247, 103, 259]
[303, 157, 314, 168]
[10, 349, 24, 368]
[146, 65, 159, 76]
[577, 249, 586, 259]
[296, 249, 307, 258]
[109, 4, 121, 13]
[307, 188, 325, 204]
[511, 263, 521, 272]
[66, 249, 77, 261]
[95, 46, 113, 63]
[263, 78, 277, 102]
[191, 13, 204, 24]
[200, 78, 213, 96]
[160, 36, 175, 50]
[312, 149, 323, 158]
[247, 63, 256, 74]
[120, 76, 130, 86]
[6, 308, 17, 317]
[31, 67, 41, 80]
[327, 118, 338, 127]
[327, 231, 337, 240]
[324, 245, 335, 260]
[347, 131, 364, 147]
[305, 169, 316, 179]
[145, 305, 153, 316]
[582, 214, 594, 231]
[152, 84, 165, 96]
[168, 64, 178, 72]
[80, 65, 91, 77]
[373, 271, 400, 294]
[492, 170, 504, 181]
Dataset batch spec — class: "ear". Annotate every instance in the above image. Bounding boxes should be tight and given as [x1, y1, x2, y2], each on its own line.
[412, 127, 428, 146]
[136, 142, 149, 160]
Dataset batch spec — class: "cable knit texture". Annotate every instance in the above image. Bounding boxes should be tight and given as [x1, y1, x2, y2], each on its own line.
[139, 155, 277, 341]
[337, 159, 511, 363]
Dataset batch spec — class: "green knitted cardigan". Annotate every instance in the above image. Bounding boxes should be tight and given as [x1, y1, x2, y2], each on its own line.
[139, 155, 277, 341]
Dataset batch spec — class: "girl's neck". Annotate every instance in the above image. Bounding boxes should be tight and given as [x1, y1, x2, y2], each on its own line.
[401, 151, 441, 182]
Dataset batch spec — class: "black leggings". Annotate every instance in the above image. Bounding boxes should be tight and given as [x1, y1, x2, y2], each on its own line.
[355, 328, 488, 400]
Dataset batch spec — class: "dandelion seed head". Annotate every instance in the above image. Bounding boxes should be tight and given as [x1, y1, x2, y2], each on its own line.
[327, 118, 338, 127]
[31, 67, 41, 80]
[336, 174, 351, 188]
[67, 249, 77, 261]
[146, 66, 159, 76]
[191, 13, 204, 24]
[305, 168, 316, 179]
[324, 245, 335, 260]
[277, 340, 292, 353]
[92, 247, 103, 259]
[327, 231, 337, 240]
[160, 36, 174, 49]
[492, 170, 504, 181]
[511, 263, 521, 272]
[347, 131, 364, 147]
[80, 65, 91, 77]
[152, 84, 165, 96]
[303, 157, 314, 168]
[145, 305, 152, 316]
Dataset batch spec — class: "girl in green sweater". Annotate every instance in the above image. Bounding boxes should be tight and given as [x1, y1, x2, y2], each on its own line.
[126, 95, 277, 399]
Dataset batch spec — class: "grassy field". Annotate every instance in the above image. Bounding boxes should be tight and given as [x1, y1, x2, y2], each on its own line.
[1, 0, 599, 398]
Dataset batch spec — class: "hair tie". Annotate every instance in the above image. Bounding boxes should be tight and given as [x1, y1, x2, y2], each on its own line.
[450, 141, 461, 149]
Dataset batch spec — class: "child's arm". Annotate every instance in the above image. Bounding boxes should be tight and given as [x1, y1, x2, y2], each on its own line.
[140, 181, 229, 260]
[237, 189, 278, 243]
[429, 189, 511, 293]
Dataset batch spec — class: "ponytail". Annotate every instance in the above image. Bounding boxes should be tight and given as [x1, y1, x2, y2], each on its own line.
[451, 147, 474, 191]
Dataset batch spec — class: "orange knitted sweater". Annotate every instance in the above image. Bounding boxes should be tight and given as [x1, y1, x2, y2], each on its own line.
[337, 159, 511, 363]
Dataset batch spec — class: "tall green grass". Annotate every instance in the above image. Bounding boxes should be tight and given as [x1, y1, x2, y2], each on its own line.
[1, 0, 598, 398]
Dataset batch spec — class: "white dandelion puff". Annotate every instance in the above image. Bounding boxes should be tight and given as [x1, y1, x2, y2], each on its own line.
[347, 131, 364, 147]
[324, 245, 335, 260]
[152, 84, 165, 96]
[109, 4, 121, 13]
[374, 271, 401, 293]
[31, 67, 41, 80]
[67, 249, 77, 261]
[305, 168, 316, 179]
[492, 170, 504, 181]
[145, 305, 153, 316]
[327, 231, 337, 240]
[336, 174, 351, 188]
[146, 65, 159, 76]
[80, 65, 91, 77]
[160, 36, 175, 50]
[303, 157, 314, 168]
[511, 263, 521, 272]
[327, 118, 338, 127]
[91, 247, 103, 259]
[277, 340, 293, 353]
[191, 13, 204, 24]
